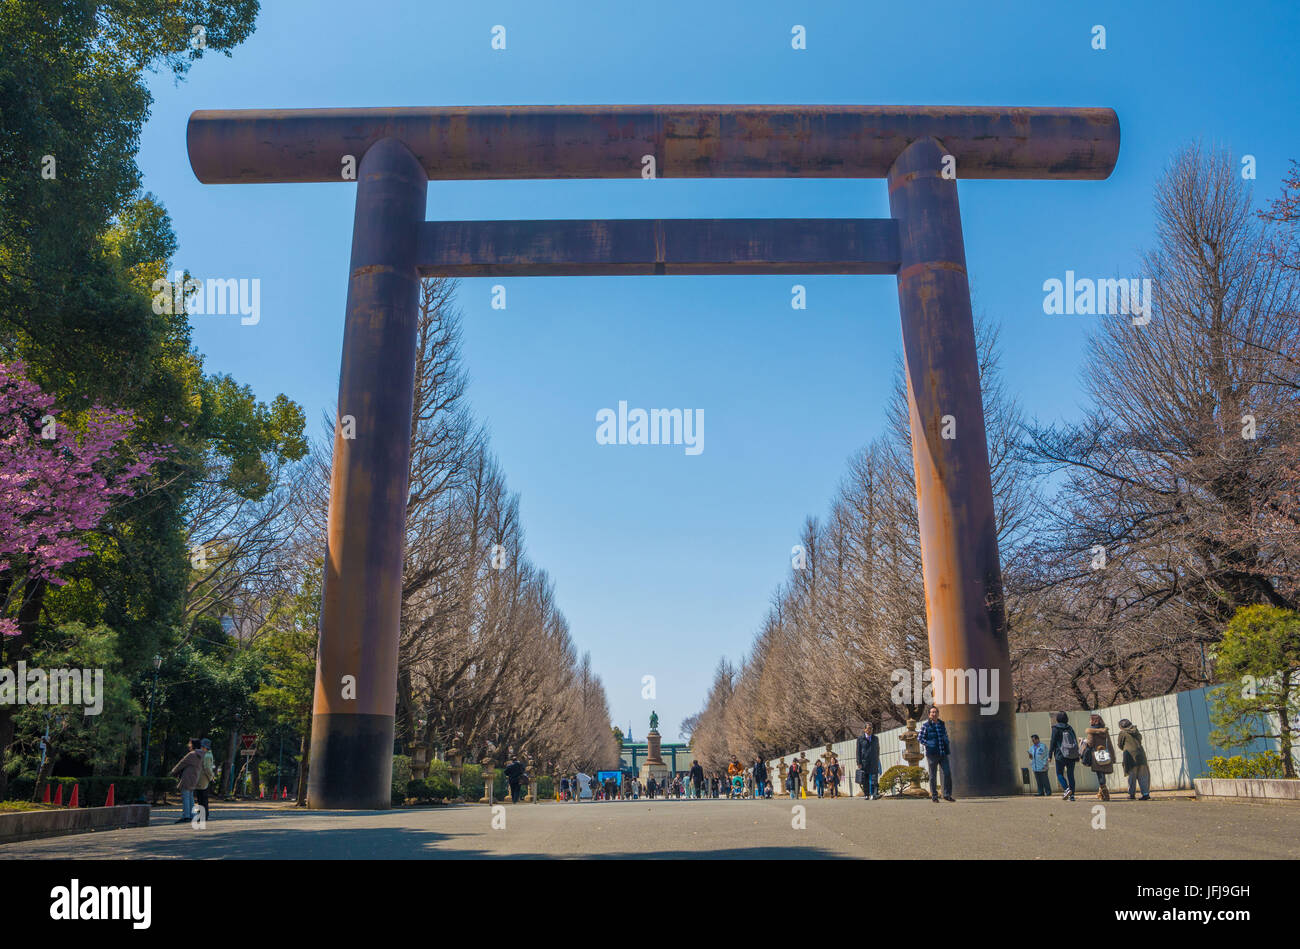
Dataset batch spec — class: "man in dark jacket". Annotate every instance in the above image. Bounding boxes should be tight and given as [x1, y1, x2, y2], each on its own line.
[856, 723, 882, 799]
[504, 758, 526, 803]
[752, 758, 768, 799]
[917, 706, 954, 802]
[689, 760, 704, 799]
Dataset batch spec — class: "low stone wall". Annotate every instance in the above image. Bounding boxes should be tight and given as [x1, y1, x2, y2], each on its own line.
[0, 804, 151, 845]
[1193, 778, 1300, 804]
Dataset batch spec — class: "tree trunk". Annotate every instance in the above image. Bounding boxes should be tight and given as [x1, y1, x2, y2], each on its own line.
[0, 706, 14, 800]
[223, 728, 238, 795]
[30, 746, 55, 802]
[296, 734, 310, 806]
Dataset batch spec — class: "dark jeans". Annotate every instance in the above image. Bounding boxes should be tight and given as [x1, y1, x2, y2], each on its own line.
[1055, 757, 1076, 794]
[196, 787, 211, 815]
[1033, 770, 1051, 795]
[858, 767, 878, 797]
[927, 754, 952, 799]
[509, 780, 522, 803]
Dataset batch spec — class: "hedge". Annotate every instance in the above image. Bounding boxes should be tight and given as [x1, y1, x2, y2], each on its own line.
[5, 775, 178, 806]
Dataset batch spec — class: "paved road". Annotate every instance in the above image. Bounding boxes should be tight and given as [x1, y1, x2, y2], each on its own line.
[3, 795, 1297, 859]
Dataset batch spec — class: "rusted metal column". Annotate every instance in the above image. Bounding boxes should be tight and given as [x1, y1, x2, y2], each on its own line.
[308, 138, 427, 809]
[888, 137, 1018, 797]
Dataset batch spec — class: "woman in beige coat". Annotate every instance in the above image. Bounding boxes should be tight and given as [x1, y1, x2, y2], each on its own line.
[1083, 713, 1116, 801]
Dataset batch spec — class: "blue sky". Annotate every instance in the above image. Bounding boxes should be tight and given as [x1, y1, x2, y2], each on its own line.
[137, 0, 1300, 742]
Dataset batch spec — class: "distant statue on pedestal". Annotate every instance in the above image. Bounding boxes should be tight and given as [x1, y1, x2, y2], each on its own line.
[649, 711, 659, 733]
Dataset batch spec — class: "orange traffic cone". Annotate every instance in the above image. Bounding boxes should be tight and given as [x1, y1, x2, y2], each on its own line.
[68, 784, 79, 808]
[105, 783, 115, 807]
[42, 783, 50, 804]
[53, 784, 63, 806]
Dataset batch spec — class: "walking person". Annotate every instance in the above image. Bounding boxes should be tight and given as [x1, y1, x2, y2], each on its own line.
[812, 760, 826, 798]
[504, 758, 526, 803]
[786, 758, 801, 800]
[195, 738, 217, 818]
[827, 758, 840, 798]
[856, 723, 882, 799]
[918, 705, 955, 802]
[1083, 713, 1116, 801]
[689, 759, 704, 799]
[169, 739, 205, 823]
[752, 757, 768, 800]
[1116, 718, 1151, 800]
[1049, 712, 1079, 800]
[1028, 734, 1051, 796]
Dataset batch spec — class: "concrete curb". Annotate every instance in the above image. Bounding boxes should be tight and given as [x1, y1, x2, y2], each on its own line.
[0, 804, 151, 845]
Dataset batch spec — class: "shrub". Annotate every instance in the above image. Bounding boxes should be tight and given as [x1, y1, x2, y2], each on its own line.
[1205, 753, 1287, 779]
[391, 755, 412, 805]
[6, 775, 176, 806]
[877, 765, 927, 796]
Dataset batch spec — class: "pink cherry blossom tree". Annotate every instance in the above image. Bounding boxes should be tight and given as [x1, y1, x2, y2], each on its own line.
[0, 360, 168, 638]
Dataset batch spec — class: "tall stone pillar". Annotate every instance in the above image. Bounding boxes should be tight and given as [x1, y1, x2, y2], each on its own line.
[307, 138, 428, 809]
[887, 137, 1018, 797]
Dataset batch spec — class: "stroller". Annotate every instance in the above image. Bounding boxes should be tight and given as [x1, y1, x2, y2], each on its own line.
[730, 774, 745, 798]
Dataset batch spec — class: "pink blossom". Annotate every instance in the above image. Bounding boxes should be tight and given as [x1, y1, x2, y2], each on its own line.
[0, 361, 170, 592]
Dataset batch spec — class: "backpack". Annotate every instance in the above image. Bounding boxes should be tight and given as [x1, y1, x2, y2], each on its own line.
[1059, 726, 1080, 760]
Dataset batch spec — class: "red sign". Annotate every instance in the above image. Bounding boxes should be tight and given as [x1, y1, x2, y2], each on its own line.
[240, 734, 256, 750]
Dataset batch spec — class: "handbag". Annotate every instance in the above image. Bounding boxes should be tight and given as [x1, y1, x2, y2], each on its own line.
[1080, 744, 1094, 767]
[855, 768, 865, 785]
[1094, 746, 1112, 766]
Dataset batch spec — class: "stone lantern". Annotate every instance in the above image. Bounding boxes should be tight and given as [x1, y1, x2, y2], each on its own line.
[899, 718, 929, 797]
[797, 751, 811, 796]
[410, 741, 430, 782]
[480, 755, 495, 804]
[447, 733, 465, 789]
[777, 758, 788, 795]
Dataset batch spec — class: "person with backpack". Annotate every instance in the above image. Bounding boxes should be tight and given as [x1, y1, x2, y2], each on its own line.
[917, 705, 954, 802]
[1116, 719, 1152, 800]
[812, 759, 826, 798]
[785, 758, 801, 800]
[1049, 711, 1079, 800]
[1083, 713, 1117, 801]
[752, 757, 768, 800]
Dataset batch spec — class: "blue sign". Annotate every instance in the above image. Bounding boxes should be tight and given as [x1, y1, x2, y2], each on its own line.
[596, 771, 622, 784]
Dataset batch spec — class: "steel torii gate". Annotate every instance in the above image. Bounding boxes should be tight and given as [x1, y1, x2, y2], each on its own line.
[188, 105, 1119, 808]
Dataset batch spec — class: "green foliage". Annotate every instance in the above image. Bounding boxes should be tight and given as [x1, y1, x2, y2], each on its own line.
[6, 775, 175, 806]
[1204, 753, 1288, 779]
[1209, 606, 1300, 777]
[878, 765, 926, 796]
[253, 563, 319, 734]
[11, 624, 141, 775]
[391, 755, 412, 805]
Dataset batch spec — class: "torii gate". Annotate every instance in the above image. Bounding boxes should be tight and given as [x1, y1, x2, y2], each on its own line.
[187, 105, 1119, 808]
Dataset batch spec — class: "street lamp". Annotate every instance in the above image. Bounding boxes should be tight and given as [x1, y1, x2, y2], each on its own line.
[141, 654, 162, 786]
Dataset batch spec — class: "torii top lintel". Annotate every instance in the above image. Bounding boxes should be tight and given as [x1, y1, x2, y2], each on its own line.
[186, 105, 1119, 184]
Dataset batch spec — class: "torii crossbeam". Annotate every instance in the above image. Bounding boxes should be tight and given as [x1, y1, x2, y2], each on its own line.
[188, 105, 1119, 808]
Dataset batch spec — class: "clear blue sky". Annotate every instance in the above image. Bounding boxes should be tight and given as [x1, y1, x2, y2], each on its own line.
[137, 0, 1299, 742]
